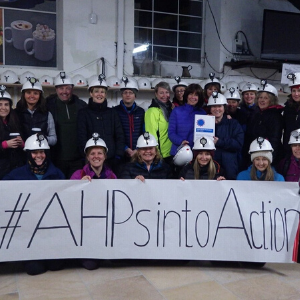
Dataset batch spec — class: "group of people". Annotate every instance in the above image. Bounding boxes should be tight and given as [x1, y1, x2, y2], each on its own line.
[1, 70, 300, 274]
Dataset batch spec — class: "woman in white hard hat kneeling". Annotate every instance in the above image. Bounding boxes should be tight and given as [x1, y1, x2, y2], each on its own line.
[237, 137, 284, 181]
[179, 136, 225, 180]
[120, 132, 172, 181]
[3, 133, 65, 275]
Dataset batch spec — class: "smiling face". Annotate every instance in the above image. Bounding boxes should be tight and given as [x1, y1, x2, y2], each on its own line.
[253, 156, 269, 172]
[86, 146, 106, 169]
[0, 99, 10, 120]
[257, 92, 271, 110]
[90, 87, 107, 104]
[291, 87, 300, 103]
[31, 150, 46, 166]
[155, 87, 170, 103]
[291, 144, 300, 159]
[174, 86, 185, 101]
[24, 89, 41, 109]
[227, 99, 239, 114]
[187, 92, 199, 106]
[210, 105, 225, 120]
[196, 151, 212, 167]
[138, 146, 157, 165]
[243, 91, 256, 105]
[56, 85, 73, 102]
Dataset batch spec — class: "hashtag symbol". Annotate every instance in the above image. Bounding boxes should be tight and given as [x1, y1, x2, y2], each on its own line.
[0, 193, 30, 249]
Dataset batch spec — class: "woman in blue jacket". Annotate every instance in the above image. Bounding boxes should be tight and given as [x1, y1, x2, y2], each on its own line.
[168, 83, 206, 155]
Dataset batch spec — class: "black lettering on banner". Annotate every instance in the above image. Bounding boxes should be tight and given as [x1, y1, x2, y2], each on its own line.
[195, 210, 209, 248]
[0, 193, 30, 249]
[163, 211, 181, 247]
[260, 201, 267, 250]
[27, 193, 77, 248]
[182, 200, 192, 248]
[274, 208, 285, 252]
[80, 190, 109, 246]
[249, 211, 262, 249]
[269, 202, 273, 250]
[284, 208, 300, 252]
[213, 188, 252, 248]
[111, 190, 133, 247]
[157, 202, 160, 247]
[134, 210, 151, 247]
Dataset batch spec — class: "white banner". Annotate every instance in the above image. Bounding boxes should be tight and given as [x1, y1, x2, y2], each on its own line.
[0, 180, 299, 263]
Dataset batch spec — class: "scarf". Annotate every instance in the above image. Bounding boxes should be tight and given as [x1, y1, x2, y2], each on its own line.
[152, 98, 172, 122]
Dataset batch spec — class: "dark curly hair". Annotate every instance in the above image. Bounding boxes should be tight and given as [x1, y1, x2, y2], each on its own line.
[183, 83, 204, 107]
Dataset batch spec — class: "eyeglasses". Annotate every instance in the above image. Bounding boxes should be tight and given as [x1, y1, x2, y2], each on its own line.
[122, 91, 135, 95]
[175, 89, 185, 94]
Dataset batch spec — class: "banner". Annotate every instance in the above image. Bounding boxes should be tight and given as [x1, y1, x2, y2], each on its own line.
[0, 180, 299, 263]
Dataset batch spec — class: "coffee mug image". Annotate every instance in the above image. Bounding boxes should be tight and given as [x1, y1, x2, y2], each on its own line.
[24, 24, 55, 61]
[5, 20, 33, 50]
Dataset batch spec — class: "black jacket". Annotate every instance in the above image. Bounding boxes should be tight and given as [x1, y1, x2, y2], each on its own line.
[77, 98, 125, 159]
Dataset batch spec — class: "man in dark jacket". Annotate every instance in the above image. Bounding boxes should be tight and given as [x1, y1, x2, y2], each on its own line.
[46, 72, 87, 178]
[114, 76, 144, 163]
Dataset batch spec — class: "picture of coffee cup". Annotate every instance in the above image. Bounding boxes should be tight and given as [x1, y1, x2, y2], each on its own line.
[24, 24, 55, 61]
[5, 20, 32, 50]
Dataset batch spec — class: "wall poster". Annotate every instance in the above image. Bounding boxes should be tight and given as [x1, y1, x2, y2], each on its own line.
[0, 0, 56, 67]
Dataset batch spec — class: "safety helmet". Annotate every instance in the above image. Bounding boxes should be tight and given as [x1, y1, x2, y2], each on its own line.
[20, 71, 35, 85]
[120, 76, 139, 91]
[193, 136, 216, 150]
[241, 82, 258, 93]
[88, 74, 108, 90]
[288, 129, 300, 145]
[151, 78, 164, 89]
[24, 133, 50, 151]
[287, 72, 300, 87]
[106, 75, 120, 87]
[283, 84, 290, 94]
[238, 81, 247, 92]
[273, 83, 283, 93]
[223, 87, 241, 101]
[72, 74, 87, 87]
[84, 132, 108, 153]
[226, 81, 239, 92]
[136, 132, 158, 148]
[21, 77, 43, 93]
[203, 72, 221, 90]
[172, 76, 188, 92]
[173, 144, 193, 167]
[0, 85, 12, 103]
[139, 101, 150, 111]
[219, 81, 227, 93]
[259, 80, 278, 97]
[0, 70, 19, 84]
[248, 137, 273, 153]
[54, 72, 74, 86]
[138, 78, 151, 90]
[39, 75, 53, 86]
[207, 92, 227, 106]
[107, 99, 118, 108]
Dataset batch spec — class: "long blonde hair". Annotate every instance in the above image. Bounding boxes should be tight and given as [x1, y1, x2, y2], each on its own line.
[193, 154, 216, 179]
[250, 161, 274, 181]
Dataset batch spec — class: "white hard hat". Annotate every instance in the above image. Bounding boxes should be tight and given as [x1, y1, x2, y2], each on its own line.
[238, 81, 247, 92]
[72, 74, 87, 87]
[88, 74, 108, 90]
[173, 144, 193, 166]
[120, 76, 139, 91]
[283, 84, 290, 94]
[287, 72, 300, 87]
[249, 137, 273, 153]
[84, 132, 108, 153]
[219, 81, 227, 93]
[273, 83, 283, 93]
[0, 70, 19, 84]
[0, 85, 12, 103]
[20, 71, 35, 85]
[106, 75, 120, 87]
[138, 78, 151, 89]
[226, 81, 239, 91]
[223, 87, 241, 101]
[39, 75, 53, 86]
[242, 82, 258, 93]
[136, 132, 158, 148]
[259, 80, 278, 97]
[207, 92, 227, 106]
[24, 133, 50, 151]
[54, 72, 74, 86]
[203, 73, 221, 89]
[151, 78, 164, 89]
[289, 129, 300, 145]
[21, 77, 43, 92]
[193, 136, 216, 150]
[172, 76, 188, 92]
[139, 101, 150, 111]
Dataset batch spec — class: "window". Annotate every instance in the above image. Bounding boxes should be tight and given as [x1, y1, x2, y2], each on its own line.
[134, 0, 203, 63]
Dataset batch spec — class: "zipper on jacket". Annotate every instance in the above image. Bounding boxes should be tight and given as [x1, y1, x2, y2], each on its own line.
[65, 103, 70, 119]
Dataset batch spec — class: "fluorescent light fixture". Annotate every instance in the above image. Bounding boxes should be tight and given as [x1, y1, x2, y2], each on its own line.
[133, 43, 149, 54]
